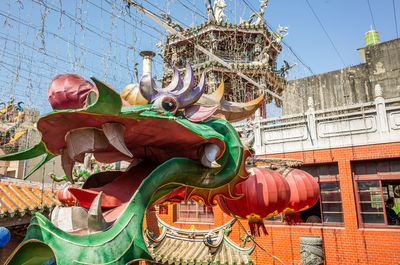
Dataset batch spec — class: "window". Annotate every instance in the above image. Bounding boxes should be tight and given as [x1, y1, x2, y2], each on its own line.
[301, 164, 344, 224]
[266, 163, 344, 225]
[174, 200, 214, 223]
[353, 159, 400, 227]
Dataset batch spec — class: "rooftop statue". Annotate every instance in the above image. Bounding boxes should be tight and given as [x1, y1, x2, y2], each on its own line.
[248, 0, 268, 25]
[160, 12, 184, 32]
[207, 4, 216, 22]
[240, 0, 268, 25]
[279, 60, 297, 78]
[213, 0, 227, 23]
[272, 25, 289, 44]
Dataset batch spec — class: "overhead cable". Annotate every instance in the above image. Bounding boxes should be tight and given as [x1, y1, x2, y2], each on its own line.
[305, 0, 347, 68]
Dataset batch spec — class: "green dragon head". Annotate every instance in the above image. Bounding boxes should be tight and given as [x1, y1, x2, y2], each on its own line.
[3, 64, 263, 265]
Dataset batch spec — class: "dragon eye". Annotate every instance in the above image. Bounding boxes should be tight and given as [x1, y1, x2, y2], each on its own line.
[161, 97, 177, 112]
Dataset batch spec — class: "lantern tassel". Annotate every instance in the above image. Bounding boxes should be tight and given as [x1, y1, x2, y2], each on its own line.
[247, 213, 268, 236]
[283, 211, 303, 225]
[248, 220, 268, 236]
[249, 222, 256, 236]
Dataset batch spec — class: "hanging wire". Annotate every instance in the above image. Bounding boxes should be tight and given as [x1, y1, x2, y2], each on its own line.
[236, 0, 315, 76]
[393, 0, 399, 38]
[305, 0, 347, 68]
[0, 0, 145, 114]
[366, 0, 376, 30]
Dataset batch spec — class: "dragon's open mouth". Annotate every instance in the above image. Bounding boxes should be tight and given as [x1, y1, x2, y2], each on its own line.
[38, 110, 226, 232]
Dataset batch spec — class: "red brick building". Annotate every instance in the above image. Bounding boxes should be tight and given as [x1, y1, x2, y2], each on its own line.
[147, 145, 400, 265]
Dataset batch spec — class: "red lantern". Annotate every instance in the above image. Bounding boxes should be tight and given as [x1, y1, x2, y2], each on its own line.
[279, 168, 320, 223]
[58, 187, 77, 206]
[217, 167, 290, 236]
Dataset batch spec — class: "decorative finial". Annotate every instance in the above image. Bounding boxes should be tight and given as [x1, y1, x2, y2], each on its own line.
[375, 84, 383, 97]
[307, 96, 314, 109]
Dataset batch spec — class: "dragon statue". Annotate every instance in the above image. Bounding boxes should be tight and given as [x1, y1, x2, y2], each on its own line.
[2, 63, 264, 264]
[272, 25, 289, 45]
[241, 0, 268, 26]
[160, 13, 185, 32]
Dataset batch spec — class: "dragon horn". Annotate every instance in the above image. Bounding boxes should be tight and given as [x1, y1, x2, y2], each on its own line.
[196, 79, 225, 106]
[167, 63, 195, 102]
[180, 63, 195, 94]
[120, 84, 149, 106]
[86, 77, 122, 115]
[216, 94, 265, 123]
[139, 74, 159, 102]
[179, 72, 206, 107]
[158, 66, 182, 93]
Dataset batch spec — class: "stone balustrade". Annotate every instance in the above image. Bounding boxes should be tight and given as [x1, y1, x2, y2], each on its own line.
[236, 84, 400, 155]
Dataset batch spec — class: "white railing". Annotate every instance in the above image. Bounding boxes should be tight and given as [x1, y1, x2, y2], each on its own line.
[235, 84, 400, 155]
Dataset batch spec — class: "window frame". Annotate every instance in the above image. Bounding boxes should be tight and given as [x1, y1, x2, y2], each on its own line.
[353, 159, 400, 229]
[173, 200, 214, 224]
[264, 163, 344, 227]
[317, 176, 344, 225]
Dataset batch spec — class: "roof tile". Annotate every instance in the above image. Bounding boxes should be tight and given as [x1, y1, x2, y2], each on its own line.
[0, 180, 60, 218]
[147, 218, 255, 265]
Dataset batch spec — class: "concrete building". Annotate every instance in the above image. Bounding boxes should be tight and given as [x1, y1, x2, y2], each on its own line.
[0, 107, 66, 183]
[283, 38, 400, 115]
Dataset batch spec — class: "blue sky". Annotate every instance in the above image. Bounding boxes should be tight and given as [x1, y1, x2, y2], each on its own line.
[265, 0, 399, 77]
[154, 0, 398, 78]
[0, 0, 398, 113]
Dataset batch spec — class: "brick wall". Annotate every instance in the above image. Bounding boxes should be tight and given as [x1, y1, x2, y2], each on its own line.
[150, 142, 400, 264]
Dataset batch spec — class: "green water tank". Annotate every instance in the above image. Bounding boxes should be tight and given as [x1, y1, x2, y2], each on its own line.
[365, 30, 380, 46]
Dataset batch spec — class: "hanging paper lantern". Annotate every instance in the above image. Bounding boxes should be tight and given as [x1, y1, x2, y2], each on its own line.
[217, 167, 290, 236]
[47, 74, 97, 110]
[58, 187, 77, 206]
[0, 227, 10, 247]
[279, 168, 320, 223]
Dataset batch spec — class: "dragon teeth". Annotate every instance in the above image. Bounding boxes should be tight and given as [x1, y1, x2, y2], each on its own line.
[61, 148, 75, 184]
[102, 123, 133, 158]
[200, 143, 221, 168]
[88, 192, 108, 234]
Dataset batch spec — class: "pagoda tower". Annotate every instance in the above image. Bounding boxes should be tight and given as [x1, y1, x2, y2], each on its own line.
[160, 0, 288, 117]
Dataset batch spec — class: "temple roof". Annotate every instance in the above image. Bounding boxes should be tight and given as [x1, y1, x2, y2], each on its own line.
[146, 217, 255, 265]
[167, 21, 282, 51]
[0, 177, 60, 219]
